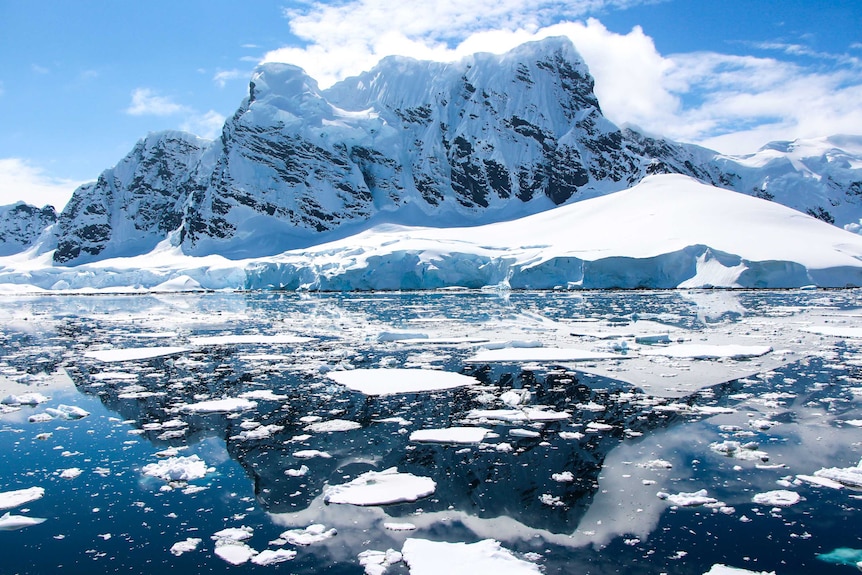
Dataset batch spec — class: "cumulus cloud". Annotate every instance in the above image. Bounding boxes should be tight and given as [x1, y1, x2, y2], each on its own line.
[125, 88, 189, 116]
[260, 0, 862, 154]
[0, 158, 86, 210]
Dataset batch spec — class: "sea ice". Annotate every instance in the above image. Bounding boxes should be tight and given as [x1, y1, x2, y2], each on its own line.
[293, 450, 332, 459]
[409, 427, 492, 444]
[657, 489, 718, 507]
[709, 441, 769, 462]
[59, 468, 82, 479]
[0, 486, 44, 510]
[401, 538, 541, 575]
[179, 398, 257, 413]
[0, 512, 47, 531]
[280, 524, 337, 545]
[327, 368, 478, 395]
[812, 460, 862, 488]
[358, 548, 403, 575]
[801, 326, 862, 338]
[251, 549, 297, 565]
[189, 334, 314, 346]
[84, 346, 190, 362]
[323, 467, 436, 506]
[212, 526, 256, 565]
[703, 565, 776, 575]
[305, 419, 362, 433]
[44, 404, 89, 420]
[751, 490, 800, 507]
[465, 408, 570, 423]
[142, 455, 213, 482]
[640, 344, 772, 360]
[169, 537, 202, 556]
[466, 347, 627, 363]
[1, 392, 49, 406]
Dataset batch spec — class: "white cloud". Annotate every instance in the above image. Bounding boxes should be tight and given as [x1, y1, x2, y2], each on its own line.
[125, 88, 189, 116]
[0, 158, 86, 210]
[213, 69, 247, 88]
[260, 0, 862, 155]
[181, 110, 227, 140]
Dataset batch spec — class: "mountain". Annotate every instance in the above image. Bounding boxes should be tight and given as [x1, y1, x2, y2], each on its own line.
[2, 36, 862, 289]
[0, 202, 56, 257]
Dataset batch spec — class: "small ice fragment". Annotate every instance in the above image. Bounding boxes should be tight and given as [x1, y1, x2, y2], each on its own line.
[44, 405, 89, 420]
[638, 459, 673, 469]
[657, 489, 718, 507]
[552, 471, 575, 483]
[142, 455, 213, 482]
[59, 468, 82, 480]
[359, 548, 402, 575]
[384, 522, 417, 531]
[703, 564, 776, 574]
[305, 419, 362, 433]
[169, 537, 202, 556]
[401, 538, 541, 574]
[328, 368, 478, 395]
[509, 428, 541, 439]
[539, 494, 564, 507]
[28, 413, 54, 423]
[285, 465, 309, 477]
[179, 398, 257, 414]
[293, 450, 332, 460]
[214, 543, 257, 565]
[410, 427, 491, 444]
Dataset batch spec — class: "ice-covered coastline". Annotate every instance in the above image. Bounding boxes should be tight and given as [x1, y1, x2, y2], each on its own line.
[3, 175, 862, 293]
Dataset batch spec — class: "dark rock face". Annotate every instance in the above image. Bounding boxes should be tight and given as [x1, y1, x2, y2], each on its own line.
[0, 202, 56, 256]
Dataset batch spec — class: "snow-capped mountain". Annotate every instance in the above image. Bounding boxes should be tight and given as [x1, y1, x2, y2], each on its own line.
[3, 35, 862, 290]
[0, 202, 56, 256]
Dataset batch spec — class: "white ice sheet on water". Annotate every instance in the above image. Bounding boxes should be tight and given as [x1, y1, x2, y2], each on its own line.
[465, 347, 628, 363]
[409, 427, 492, 444]
[401, 538, 541, 575]
[84, 346, 190, 362]
[327, 368, 478, 395]
[0, 486, 44, 510]
[323, 468, 435, 506]
[189, 334, 315, 346]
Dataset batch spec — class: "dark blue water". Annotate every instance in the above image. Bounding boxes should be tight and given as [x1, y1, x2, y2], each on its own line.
[1, 290, 861, 574]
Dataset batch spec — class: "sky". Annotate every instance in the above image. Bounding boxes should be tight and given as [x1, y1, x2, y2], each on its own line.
[1, 0, 861, 210]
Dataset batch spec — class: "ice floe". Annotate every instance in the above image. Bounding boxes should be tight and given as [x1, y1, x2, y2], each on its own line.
[358, 548, 402, 575]
[751, 490, 800, 507]
[640, 344, 772, 360]
[327, 368, 478, 395]
[212, 526, 256, 565]
[409, 427, 492, 444]
[179, 398, 257, 413]
[170, 537, 202, 556]
[401, 538, 541, 575]
[280, 524, 337, 545]
[0, 512, 46, 531]
[466, 347, 627, 363]
[1, 392, 49, 406]
[323, 468, 436, 506]
[709, 441, 769, 462]
[810, 459, 862, 488]
[305, 419, 362, 433]
[251, 549, 297, 565]
[44, 404, 89, 420]
[800, 325, 862, 338]
[0, 486, 44, 510]
[293, 450, 332, 460]
[142, 455, 214, 482]
[189, 334, 314, 346]
[59, 468, 82, 480]
[657, 489, 718, 507]
[84, 346, 190, 362]
[465, 408, 570, 423]
[703, 566, 776, 575]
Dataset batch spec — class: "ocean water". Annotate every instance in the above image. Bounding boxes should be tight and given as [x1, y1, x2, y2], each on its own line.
[1, 290, 861, 574]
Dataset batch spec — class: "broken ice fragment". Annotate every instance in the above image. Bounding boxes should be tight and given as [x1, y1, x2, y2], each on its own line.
[0, 512, 46, 531]
[0, 486, 45, 510]
[323, 467, 435, 506]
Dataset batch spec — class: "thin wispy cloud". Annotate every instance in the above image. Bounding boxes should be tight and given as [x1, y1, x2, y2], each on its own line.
[0, 158, 85, 210]
[260, 0, 862, 154]
[212, 69, 247, 88]
[181, 110, 226, 140]
[125, 88, 189, 116]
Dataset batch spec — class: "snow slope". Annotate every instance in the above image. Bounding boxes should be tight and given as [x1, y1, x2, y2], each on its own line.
[3, 174, 862, 291]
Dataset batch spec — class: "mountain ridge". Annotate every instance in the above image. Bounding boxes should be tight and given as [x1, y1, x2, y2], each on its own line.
[3, 36, 862, 267]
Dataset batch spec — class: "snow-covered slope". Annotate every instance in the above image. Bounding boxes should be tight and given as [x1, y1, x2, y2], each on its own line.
[0, 203, 56, 256]
[4, 175, 862, 291]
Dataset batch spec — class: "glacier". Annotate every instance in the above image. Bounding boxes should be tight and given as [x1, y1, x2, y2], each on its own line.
[2, 174, 862, 291]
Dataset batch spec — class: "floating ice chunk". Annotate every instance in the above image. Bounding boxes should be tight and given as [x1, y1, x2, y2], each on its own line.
[142, 455, 213, 482]
[359, 548, 403, 575]
[812, 460, 862, 488]
[466, 347, 626, 363]
[752, 490, 800, 507]
[214, 542, 257, 565]
[170, 537, 202, 556]
[281, 524, 337, 545]
[638, 459, 673, 470]
[817, 547, 862, 567]
[709, 441, 768, 461]
[552, 471, 575, 482]
[510, 428, 541, 438]
[238, 389, 289, 401]
[189, 334, 314, 346]
[251, 549, 297, 565]
[0, 486, 44, 510]
[401, 538, 541, 575]
[231, 424, 283, 441]
[293, 450, 332, 459]
[59, 468, 82, 480]
[703, 565, 776, 575]
[539, 494, 564, 507]
[465, 408, 569, 423]
[409, 427, 491, 444]
[801, 326, 862, 338]
[28, 413, 53, 423]
[1, 393, 49, 406]
[285, 465, 309, 477]
[384, 522, 417, 531]
[585, 422, 614, 432]
[657, 489, 718, 507]
[323, 467, 435, 506]
[44, 404, 89, 420]
[377, 331, 428, 342]
[0, 512, 46, 531]
[91, 371, 138, 380]
[500, 389, 531, 407]
[212, 526, 253, 542]
[795, 474, 845, 490]
[576, 401, 606, 412]
[305, 419, 362, 433]
[328, 368, 478, 395]
[84, 346, 190, 362]
[180, 398, 257, 413]
[640, 344, 772, 360]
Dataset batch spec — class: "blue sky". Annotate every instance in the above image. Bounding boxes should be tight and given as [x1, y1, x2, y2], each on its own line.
[1, 0, 860, 209]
